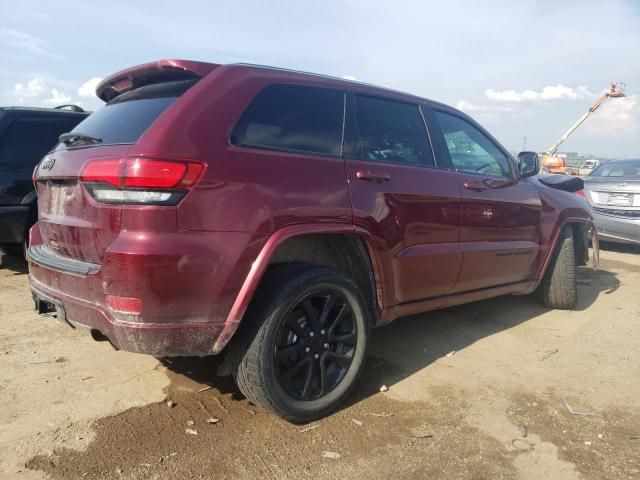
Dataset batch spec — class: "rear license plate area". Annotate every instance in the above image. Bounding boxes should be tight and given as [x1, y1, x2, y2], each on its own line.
[607, 193, 633, 207]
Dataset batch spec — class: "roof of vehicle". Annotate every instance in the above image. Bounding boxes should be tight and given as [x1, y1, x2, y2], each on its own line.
[97, 59, 456, 112]
[231, 62, 453, 110]
[0, 105, 89, 115]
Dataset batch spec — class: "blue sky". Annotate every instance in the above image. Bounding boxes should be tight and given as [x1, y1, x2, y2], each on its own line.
[1, 0, 638, 157]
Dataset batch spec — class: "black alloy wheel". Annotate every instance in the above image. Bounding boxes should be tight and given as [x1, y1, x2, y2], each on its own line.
[274, 289, 357, 401]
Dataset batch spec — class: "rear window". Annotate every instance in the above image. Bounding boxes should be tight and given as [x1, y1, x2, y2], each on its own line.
[65, 79, 197, 146]
[0, 116, 81, 171]
[231, 84, 345, 156]
[590, 160, 640, 178]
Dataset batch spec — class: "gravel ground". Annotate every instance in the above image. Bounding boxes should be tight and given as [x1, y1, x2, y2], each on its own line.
[1, 244, 639, 480]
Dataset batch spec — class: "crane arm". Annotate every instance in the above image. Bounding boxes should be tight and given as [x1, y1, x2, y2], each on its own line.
[545, 92, 612, 156]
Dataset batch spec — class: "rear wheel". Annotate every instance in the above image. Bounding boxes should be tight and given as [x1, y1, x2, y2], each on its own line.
[540, 226, 577, 309]
[231, 263, 369, 423]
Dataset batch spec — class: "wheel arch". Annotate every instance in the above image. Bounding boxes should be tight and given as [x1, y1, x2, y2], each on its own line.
[212, 224, 383, 354]
[535, 217, 597, 288]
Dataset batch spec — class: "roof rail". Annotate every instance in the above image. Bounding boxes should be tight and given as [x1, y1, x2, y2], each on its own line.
[54, 104, 85, 112]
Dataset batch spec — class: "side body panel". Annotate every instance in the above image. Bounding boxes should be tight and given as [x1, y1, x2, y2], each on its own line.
[424, 104, 542, 292]
[448, 172, 541, 291]
[342, 90, 462, 307]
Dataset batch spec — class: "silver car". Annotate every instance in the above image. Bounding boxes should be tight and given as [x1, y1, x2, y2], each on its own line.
[583, 159, 640, 245]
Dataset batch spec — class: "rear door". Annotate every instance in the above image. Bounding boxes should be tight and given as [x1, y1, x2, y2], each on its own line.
[426, 106, 541, 293]
[345, 93, 462, 306]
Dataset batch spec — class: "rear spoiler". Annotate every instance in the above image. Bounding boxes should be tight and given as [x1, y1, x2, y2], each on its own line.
[96, 59, 219, 102]
[538, 174, 584, 193]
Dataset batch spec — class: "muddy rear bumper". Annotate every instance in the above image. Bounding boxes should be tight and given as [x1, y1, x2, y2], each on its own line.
[26, 225, 260, 357]
[30, 275, 226, 356]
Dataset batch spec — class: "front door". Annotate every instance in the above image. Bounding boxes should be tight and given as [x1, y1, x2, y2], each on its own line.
[344, 93, 462, 306]
[427, 107, 542, 293]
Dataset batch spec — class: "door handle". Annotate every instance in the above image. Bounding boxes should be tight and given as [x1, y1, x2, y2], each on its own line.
[356, 171, 391, 183]
[464, 181, 487, 192]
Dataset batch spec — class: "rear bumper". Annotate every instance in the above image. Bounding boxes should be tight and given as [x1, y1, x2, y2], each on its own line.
[592, 211, 640, 245]
[30, 276, 225, 356]
[27, 226, 262, 356]
[0, 205, 30, 244]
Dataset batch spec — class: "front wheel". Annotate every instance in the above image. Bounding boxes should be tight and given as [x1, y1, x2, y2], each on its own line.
[539, 226, 577, 309]
[231, 263, 370, 423]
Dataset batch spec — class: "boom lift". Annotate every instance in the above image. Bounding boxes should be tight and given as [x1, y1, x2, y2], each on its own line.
[540, 81, 626, 173]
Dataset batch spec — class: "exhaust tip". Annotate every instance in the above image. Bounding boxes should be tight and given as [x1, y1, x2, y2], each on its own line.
[90, 329, 108, 342]
[90, 329, 118, 350]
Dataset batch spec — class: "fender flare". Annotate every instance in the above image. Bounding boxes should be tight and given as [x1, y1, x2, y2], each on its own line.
[211, 223, 384, 354]
[530, 216, 598, 293]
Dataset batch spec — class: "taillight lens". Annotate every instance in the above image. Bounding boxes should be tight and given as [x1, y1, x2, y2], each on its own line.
[80, 157, 204, 205]
[81, 158, 121, 187]
[575, 189, 586, 198]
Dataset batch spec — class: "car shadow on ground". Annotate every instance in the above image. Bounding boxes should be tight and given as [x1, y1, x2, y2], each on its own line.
[599, 241, 640, 254]
[0, 251, 28, 275]
[162, 264, 620, 417]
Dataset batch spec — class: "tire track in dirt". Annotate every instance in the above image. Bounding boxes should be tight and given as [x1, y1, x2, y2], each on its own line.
[27, 358, 517, 480]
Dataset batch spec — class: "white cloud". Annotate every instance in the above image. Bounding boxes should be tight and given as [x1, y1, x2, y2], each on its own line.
[457, 100, 482, 112]
[0, 28, 65, 60]
[43, 89, 72, 105]
[77, 77, 102, 98]
[485, 84, 592, 102]
[455, 100, 520, 122]
[8, 75, 103, 108]
[14, 77, 46, 98]
[342, 75, 357, 81]
[457, 100, 516, 114]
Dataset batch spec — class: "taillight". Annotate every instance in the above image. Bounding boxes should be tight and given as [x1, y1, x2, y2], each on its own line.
[575, 189, 586, 198]
[80, 157, 204, 205]
[81, 158, 121, 187]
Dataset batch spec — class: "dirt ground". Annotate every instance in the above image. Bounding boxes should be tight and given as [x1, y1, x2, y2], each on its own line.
[1, 244, 639, 480]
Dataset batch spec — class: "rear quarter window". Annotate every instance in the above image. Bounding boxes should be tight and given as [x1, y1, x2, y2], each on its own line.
[231, 84, 345, 156]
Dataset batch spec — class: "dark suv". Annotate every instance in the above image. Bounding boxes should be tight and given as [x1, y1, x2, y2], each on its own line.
[29, 60, 594, 422]
[0, 105, 89, 255]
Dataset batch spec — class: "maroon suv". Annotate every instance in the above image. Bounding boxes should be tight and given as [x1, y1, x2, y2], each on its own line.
[29, 59, 594, 422]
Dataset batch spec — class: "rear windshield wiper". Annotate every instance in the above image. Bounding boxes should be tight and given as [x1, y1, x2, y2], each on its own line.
[59, 132, 102, 146]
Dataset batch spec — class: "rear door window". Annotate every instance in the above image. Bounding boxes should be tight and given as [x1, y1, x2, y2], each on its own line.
[347, 95, 434, 167]
[0, 116, 80, 171]
[231, 84, 345, 156]
[66, 79, 197, 146]
[433, 110, 511, 178]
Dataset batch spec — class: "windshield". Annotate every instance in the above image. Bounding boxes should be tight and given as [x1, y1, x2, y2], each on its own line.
[61, 79, 197, 147]
[589, 160, 640, 178]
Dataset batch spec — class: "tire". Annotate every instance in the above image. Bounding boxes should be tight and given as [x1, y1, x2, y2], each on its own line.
[230, 263, 370, 423]
[540, 226, 577, 309]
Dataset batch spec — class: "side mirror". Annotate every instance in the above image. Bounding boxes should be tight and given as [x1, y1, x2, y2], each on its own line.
[517, 151, 539, 178]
